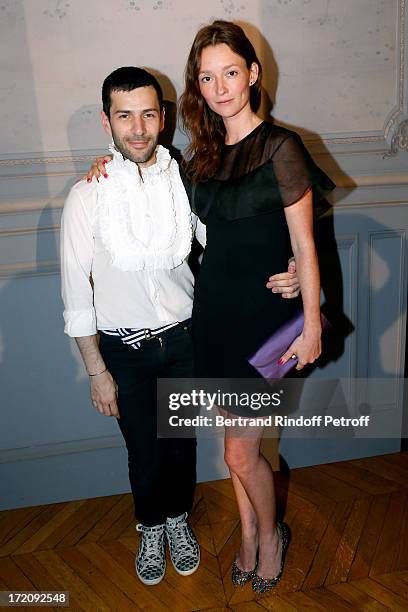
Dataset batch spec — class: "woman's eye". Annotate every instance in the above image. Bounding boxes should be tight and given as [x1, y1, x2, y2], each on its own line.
[200, 76, 211, 83]
[227, 70, 238, 77]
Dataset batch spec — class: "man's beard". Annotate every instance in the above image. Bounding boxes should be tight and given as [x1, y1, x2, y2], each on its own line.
[111, 132, 159, 165]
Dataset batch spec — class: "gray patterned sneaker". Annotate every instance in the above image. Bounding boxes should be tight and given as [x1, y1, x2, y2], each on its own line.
[165, 512, 200, 576]
[135, 523, 166, 585]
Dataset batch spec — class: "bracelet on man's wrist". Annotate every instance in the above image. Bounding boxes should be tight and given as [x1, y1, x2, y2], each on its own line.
[88, 367, 107, 377]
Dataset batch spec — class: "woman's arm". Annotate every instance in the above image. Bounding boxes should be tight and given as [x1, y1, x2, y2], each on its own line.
[280, 187, 322, 370]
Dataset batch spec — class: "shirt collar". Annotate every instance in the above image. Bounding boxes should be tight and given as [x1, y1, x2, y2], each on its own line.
[108, 142, 172, 175]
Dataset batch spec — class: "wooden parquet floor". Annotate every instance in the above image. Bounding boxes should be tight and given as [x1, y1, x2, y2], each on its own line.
[1, 452, 408, 611]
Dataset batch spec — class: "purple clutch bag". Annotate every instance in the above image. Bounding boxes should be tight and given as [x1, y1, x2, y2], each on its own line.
[248, 310, 330, 379]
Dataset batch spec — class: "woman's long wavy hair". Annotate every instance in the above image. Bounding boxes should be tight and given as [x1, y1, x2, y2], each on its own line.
[179, 20, 263, 182]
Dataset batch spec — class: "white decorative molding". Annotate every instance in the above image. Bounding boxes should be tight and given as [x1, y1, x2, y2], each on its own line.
[0, 155, 97, 167]
[0, 260, 60, 280]
[332, 174, 408, 187]
[336, 235, 359, 403]
[1, 171, 408, 212]
[365, 229, 406, 431]
[384, 118, 408, 157]
[382, 0, 407, 154]
[334, 199, 408, 210]
[367, 230, 406, 381]
[321, 0, 407, 154]
[0, 199, 64, 214]
[0, 224, 60, 278]
[0, 225, 59, 238]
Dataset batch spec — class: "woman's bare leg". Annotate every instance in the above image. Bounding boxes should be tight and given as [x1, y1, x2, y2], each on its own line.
[224, 425, 281, 578]
[230, 470, 258, 570]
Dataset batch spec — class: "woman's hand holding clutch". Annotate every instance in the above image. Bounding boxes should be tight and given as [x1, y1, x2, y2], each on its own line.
[278, 326, 322, 371]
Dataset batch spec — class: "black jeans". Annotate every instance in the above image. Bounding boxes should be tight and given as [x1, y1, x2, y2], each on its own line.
[99, 321, 197, 526]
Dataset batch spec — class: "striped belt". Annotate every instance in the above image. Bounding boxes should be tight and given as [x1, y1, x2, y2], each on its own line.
[100, 322, 179, 350]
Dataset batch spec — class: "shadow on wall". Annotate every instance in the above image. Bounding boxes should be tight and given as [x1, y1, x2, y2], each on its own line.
[237, 20, 280, 120]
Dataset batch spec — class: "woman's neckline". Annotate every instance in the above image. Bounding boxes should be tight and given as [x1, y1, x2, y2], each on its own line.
[224, 120, 266, 148]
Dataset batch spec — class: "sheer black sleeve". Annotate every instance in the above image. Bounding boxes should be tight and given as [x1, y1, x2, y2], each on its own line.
[191, 123, 335, 222]
[271, 132, 335, 211]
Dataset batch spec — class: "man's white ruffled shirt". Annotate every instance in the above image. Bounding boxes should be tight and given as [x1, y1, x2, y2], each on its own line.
[61, 144, 205, 336]
[96, 143, 193, 271]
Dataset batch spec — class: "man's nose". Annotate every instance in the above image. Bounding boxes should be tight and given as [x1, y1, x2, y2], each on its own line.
[132, 116, 145, 135]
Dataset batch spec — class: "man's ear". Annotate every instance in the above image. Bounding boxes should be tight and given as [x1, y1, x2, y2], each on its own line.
[160, 107, 165, 132]
[101, 110, 112, 137]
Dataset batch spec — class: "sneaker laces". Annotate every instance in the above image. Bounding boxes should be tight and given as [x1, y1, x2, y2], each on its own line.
[166, 514, 195, 562]
[136, 524, 164, 569]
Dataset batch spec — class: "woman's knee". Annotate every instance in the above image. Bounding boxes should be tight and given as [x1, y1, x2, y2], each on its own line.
[224, 443, 258, 475]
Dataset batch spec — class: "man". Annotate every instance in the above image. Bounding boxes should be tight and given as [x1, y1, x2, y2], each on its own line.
[61, 66, 299, 586]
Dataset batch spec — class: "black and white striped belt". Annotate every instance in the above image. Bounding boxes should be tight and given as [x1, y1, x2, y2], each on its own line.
[100, 321, 181, 350]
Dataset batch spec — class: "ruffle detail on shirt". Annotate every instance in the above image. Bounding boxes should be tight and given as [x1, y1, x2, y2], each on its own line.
[96, 144, 192, 271]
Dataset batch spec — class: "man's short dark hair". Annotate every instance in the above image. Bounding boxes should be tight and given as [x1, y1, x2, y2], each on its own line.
[102, 67, 164, 117]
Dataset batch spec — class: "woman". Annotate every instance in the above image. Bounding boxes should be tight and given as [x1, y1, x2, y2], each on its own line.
[87, 20, 334, 592]
[178, 20, 334, 593]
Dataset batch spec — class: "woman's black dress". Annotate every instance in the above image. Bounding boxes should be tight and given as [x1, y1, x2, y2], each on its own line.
[191, 122, 335, 403]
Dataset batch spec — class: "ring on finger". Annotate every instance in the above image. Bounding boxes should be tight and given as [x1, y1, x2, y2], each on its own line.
[290, 354, 297, 360]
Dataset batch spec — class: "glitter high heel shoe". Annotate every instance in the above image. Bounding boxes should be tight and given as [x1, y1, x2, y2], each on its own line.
[231, 549, 258, 586]
[251, 522, 290, 594]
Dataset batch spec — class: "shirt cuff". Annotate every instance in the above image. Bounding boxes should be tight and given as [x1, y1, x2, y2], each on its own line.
[63, 309, 97, 337]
